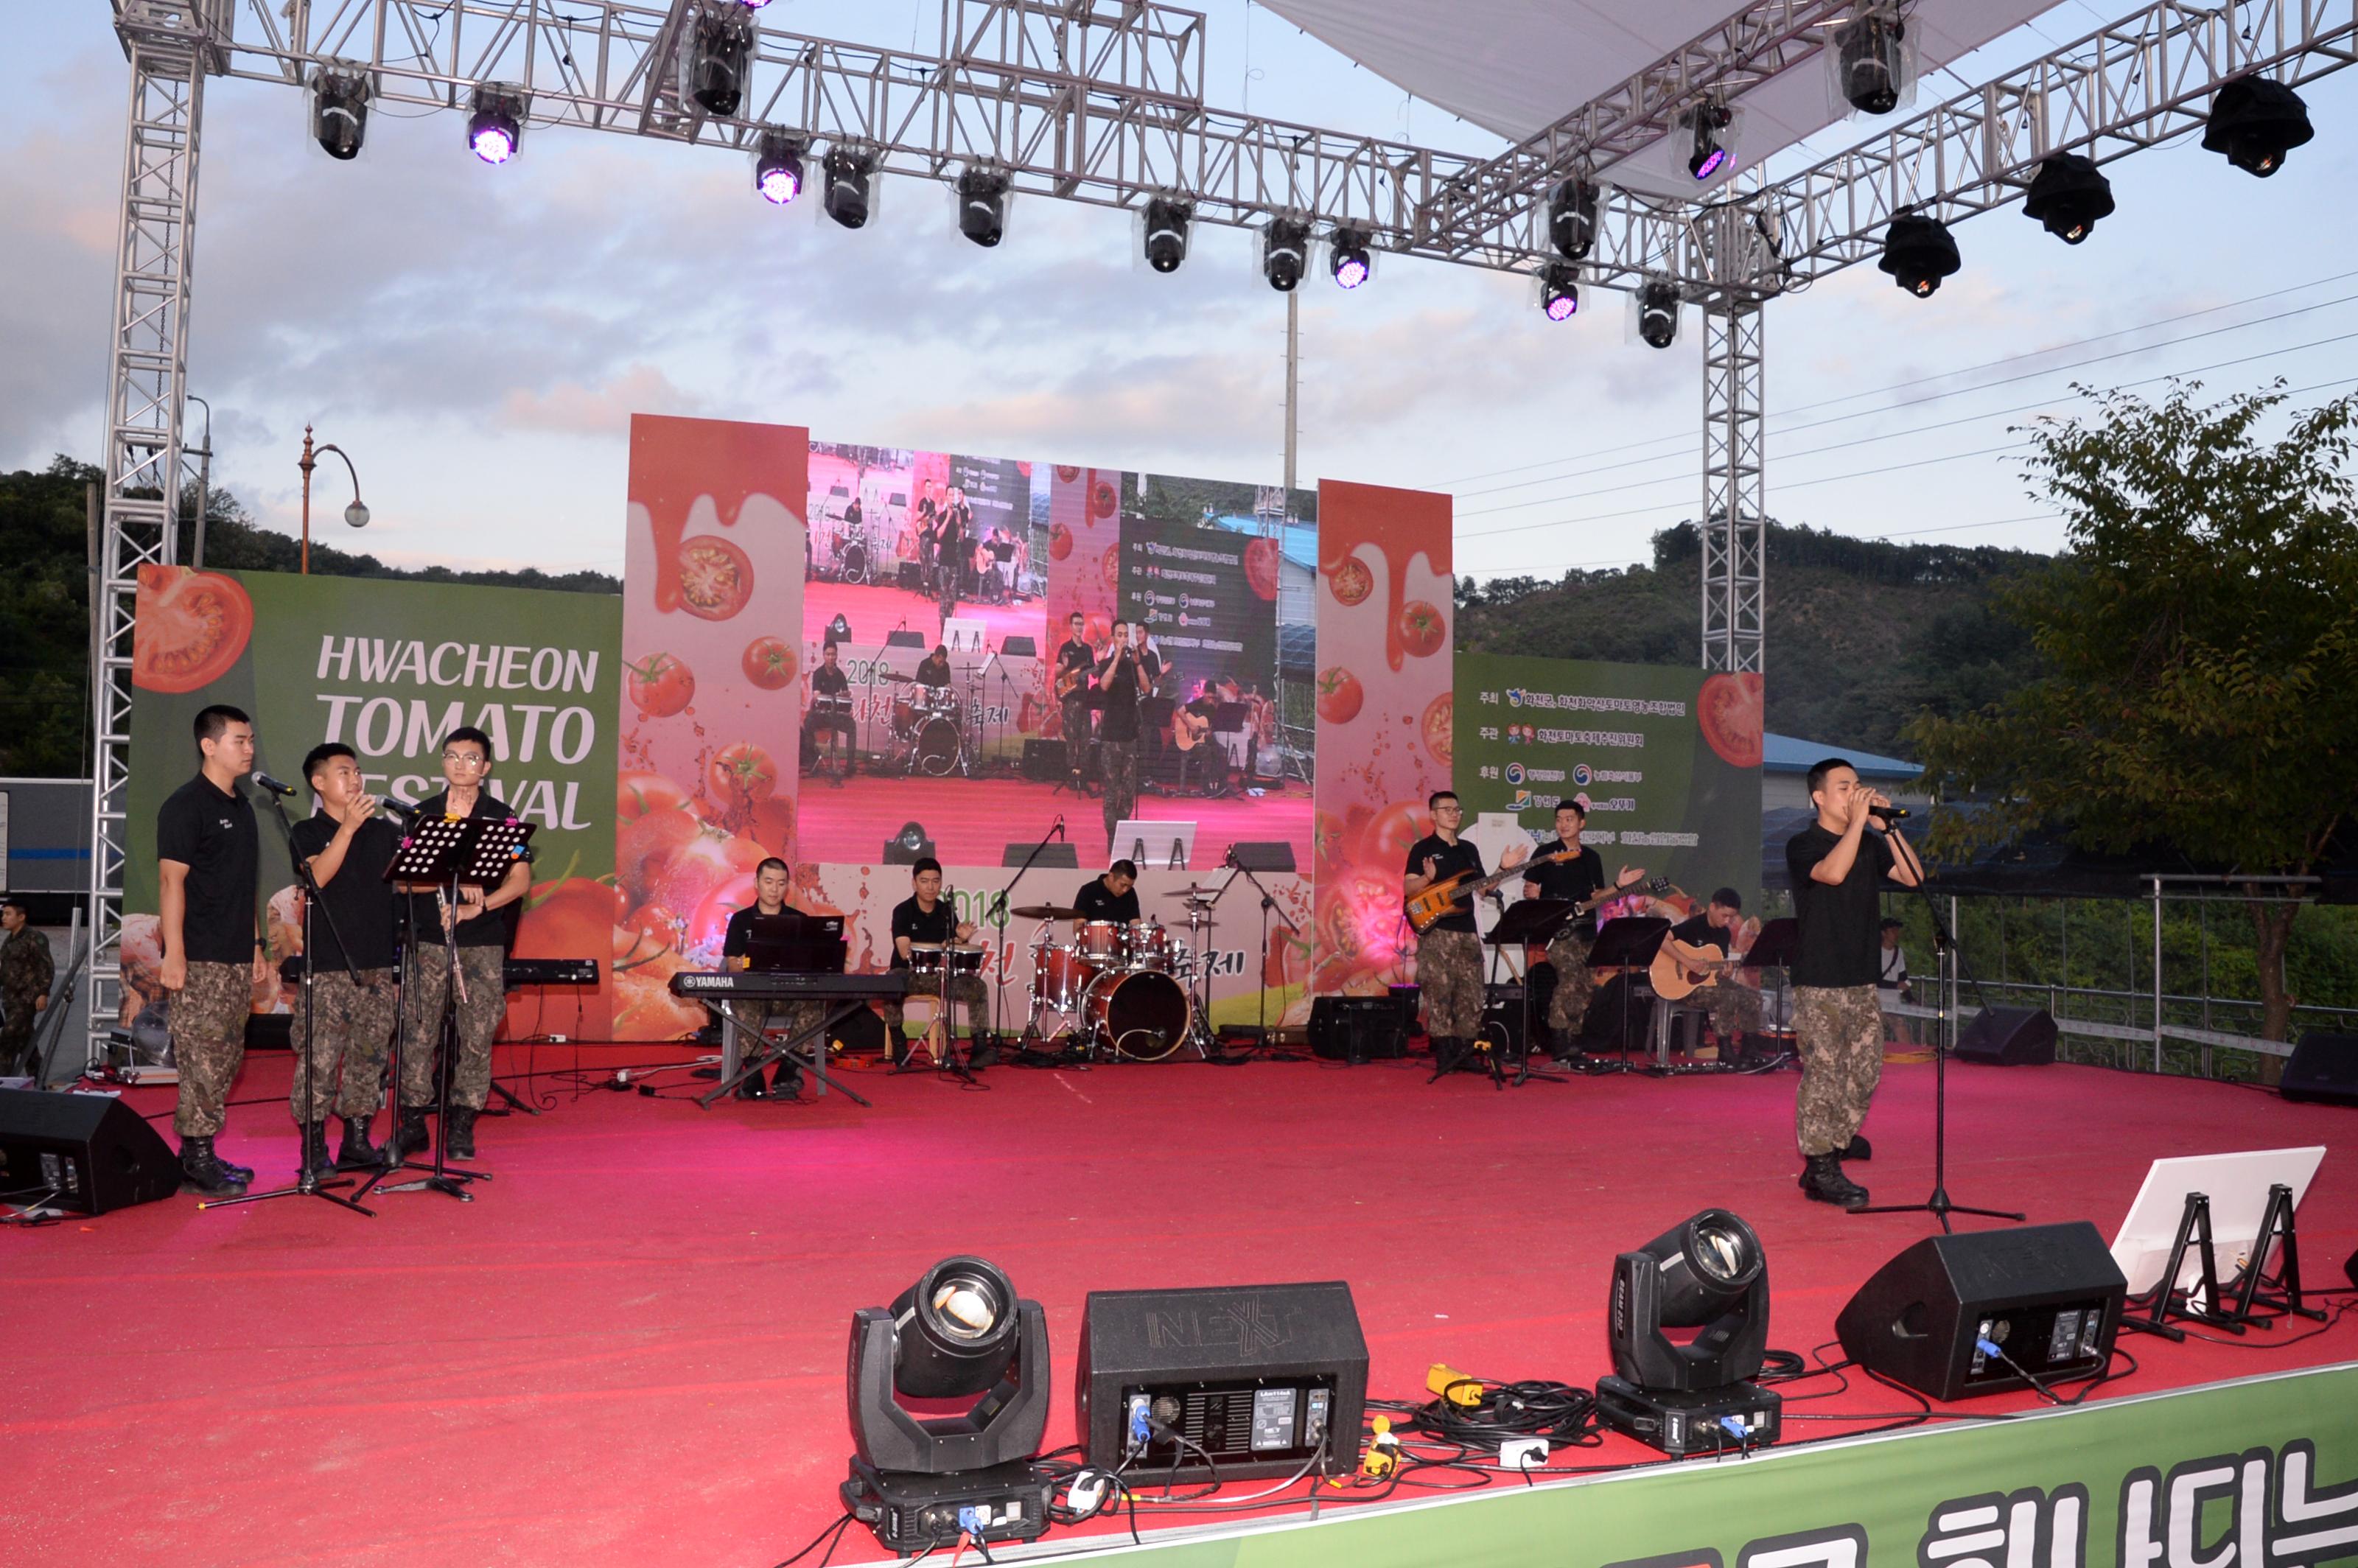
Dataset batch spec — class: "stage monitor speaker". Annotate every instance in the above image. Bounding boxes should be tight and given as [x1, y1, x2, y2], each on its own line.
[885, 628, 927, 649]
[1001, 634, 1038, 658]
[1076, 1281, 1367, 1480]
[2281, 1032, 2358, 1107]
[1001, 841, 1080, 869]
[1387, 985, 1420, 1038]
[1307, 996, 1406, 1060]
[1953, 1005, 2057, 1066]
[1020, 739, 1066, 783]
[1229, 841, 1296, 873]
[0, 1087, 181, 1214]
[243, 1013, 292, 1051]
[2344, 1247, 2357, 1291]
[830, 1004, 887, 1058]
[1836, 1221, 2127, 1401]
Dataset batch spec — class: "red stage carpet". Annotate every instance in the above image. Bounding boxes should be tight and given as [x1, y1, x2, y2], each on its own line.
[802, 578, 1046, 651]
[7, 1050, 2353, 1567]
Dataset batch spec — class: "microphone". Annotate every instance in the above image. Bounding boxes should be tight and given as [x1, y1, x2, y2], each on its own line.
[1866, 804, 1911, 822]
[252, 772, 300, 799]
[378, 796, 423, 820]
[1051, 815, 1067, 840]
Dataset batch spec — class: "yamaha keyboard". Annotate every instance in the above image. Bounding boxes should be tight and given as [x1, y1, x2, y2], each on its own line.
[669, 970, 909, 1001]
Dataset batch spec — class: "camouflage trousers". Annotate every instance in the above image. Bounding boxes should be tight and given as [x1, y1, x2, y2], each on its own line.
[0, 999, 41, 1078]
[1061, 698, 1092, 779]
[287, 967, 397, 1122]
[1100, 741, 1139, 844]
[885, 973, 989, 1040]
[1697, 980, 1763, 1040]
[1543, 933, 1595, 1035]
[169, 960, 252, 1138]
[1416, 928, 1485, 1041]
[399, 944, 506, 1111]
[1792, 984, 1883, 1158]
[738, 1001, 828, 1071]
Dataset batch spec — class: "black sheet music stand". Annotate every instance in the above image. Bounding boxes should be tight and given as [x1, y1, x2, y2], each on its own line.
[1584, 916, 1672, 1071]
[357, 813, 531, 1203]
[1735, 916, 1800, 1066]
[1490, 899, 1575, 1088]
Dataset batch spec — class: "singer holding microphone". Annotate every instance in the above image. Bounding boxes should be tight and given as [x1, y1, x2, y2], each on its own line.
[1093, 620, 1158, 845]
[1785, 757, 1923, 1211]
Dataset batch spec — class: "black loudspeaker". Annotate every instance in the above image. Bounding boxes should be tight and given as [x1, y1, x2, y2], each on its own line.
[1001, 841, 1080, 869]
[0, 1087, 182, 1214]
[1021, 739, 1066, 782]
[1836, 1222, 2127, 1401]
[2281, 1032, 2358, 1107]
[1308, 996, 1407, 1060]
[1076, 1281, 1367, 1480]
[885, 627, 927, 648]
[1953, 1005, 2057, 1065]
[2343, 1247, 2357, 1290]
[1001, 634, 1038, 658]
[830, 1004, 888, 1057]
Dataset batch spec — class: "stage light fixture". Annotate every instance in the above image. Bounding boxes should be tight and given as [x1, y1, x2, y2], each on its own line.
[1330, 224, 1374, 290]
[1637, 281, 1681, 349]
[2203, 75, 2314, 177]
[1547, 178, 1599, 260]
[2022, 153, 2114, 245]
[1833, 6, 1912, 116]
[957, 165, 1011, 248]
[1263, 216, 1310, 292]
[1538, 262, 1581, 321]
[1685, 101, 1734, 181]
[1595, 1209, 1783, 1455]
[1142, 195, 1192, 273]
[1878, 210, 1960, 298]
[823, 144, 878, 229]
[309, 69, 371, 161]
[752, 130, 805, 205]
[685, 4, 755, 118]
[466, 85, 528, 165]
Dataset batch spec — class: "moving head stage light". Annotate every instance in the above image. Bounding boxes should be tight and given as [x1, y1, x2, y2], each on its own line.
[2204, 75, 2314, 177]
[844, 1256, 1054, 1555]
[1143, 195, 1193, 273]
[957, 165, 1012, 248]
[1263, 217, 1310, 292]
[309, 69, 370, 161]
[2023, 153, 2114, 245]
[1547, 178, 1599, 261]
[1880, 211, 1961, 297]
[1595, 1209, 1783, 1455]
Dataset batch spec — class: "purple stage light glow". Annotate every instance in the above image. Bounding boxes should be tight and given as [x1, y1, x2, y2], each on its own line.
[470, 123, 517, 164]
[757, 165, 802, 204]
[1690, 145, 1728, 181]
[1544, 293, 1578, 322]
[1334, 256, 1369, 290]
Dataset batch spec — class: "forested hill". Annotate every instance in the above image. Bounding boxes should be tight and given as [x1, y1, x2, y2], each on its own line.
[1454, 522, 2052, 760]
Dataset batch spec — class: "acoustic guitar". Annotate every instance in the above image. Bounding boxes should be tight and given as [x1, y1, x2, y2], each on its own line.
[1170, 706, 1211, 752]
[1650, 937, 1748, 1001]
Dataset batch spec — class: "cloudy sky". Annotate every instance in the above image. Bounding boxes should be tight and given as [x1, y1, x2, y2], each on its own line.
[7, 1, 2357, 584]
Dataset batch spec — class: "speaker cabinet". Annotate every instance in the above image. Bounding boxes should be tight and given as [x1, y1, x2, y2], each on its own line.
[1953, 1005, 2057, 1066]
[1020, 739, 1066, 783]
[1836, 1222, 2127, 1400]
[1076, 1281, 1367, 1480]
[2281, 1032, 2358, 1107]
[0, 1088, 181, 1214]
[1307, 996, 1406, 1060]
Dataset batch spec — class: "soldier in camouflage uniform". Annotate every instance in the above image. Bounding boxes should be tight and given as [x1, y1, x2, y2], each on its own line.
[1521, 800, 1646, 1053]
[1663, 889, 1766, 1058]
[884, 859, 991, 1066]
[0, 899, 56, 1080]
[1404, 791, 1526, 1063]
[1093, 623, 1156, 849]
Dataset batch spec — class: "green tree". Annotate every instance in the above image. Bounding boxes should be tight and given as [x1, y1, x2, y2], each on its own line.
[1909, 384, 2358, 1051]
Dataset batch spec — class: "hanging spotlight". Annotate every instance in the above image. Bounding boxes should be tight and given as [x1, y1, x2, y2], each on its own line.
[956, 165, 1011, 248]
[752, 130, 805, 205]
[1637, 281, 1682, 349]
[1538, 262, 1581, 322]
[466, 85, 528, 165]
[2203, 75, 2314, 177]
[1595, 1210, 1781, 1455]
[685, 4, 756, 119]
[1547, 178, 1599, 261]
[1685, 101, 1735, 181]
[1141, 195, 1192, 273]
[2021, 153, 2114, 245]
[1262, 216, 1310, 292]
[1878, 210, 1960, 298]
[309, 69, 371, 161]
[1329, 223, 1374, 290]
[823, 144, 878, 229]
[1833, 5, 1913, 117]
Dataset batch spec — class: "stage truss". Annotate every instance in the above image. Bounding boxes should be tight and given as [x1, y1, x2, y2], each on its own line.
[84, 0, 2358, 1055]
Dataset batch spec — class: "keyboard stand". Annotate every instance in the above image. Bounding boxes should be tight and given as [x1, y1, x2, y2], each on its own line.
[700, 998, 874, 1110]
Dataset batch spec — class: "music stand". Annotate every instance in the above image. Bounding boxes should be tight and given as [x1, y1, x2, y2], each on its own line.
[1584, 917, 1672, 1072]
[1490, 899, 1575, 1088]
[1738, 917, 1800, 1066]
[357, 813, 531, 1203]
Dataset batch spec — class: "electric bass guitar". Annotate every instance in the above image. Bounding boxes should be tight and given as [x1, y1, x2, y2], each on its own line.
[1404, 850, 1662, 934]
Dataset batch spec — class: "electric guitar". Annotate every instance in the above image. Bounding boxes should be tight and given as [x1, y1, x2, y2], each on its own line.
[1650, 938, 1748, 1001]
[1404, 857, 1665, 936]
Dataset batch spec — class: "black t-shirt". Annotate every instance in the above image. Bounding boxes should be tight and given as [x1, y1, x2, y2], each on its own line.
[1786, 824, 1896, 987]
[1073, 878, 1141, 924]
[155, 774, 260, 965]
[1094, 649, 1158, 743]
[1524, 841, 1605, 932]
[916, 658, 952, 689]
[288, 812, 400, 971]
[844, 499, 862, 527]
[990, 539, 1015, 563]
[1670, 913, 1736, 953]
[407, 789, 525, 948]
[811, 663, 849, 697]
[889, 896, 955, 968]
[1405, 833, 1486, 934]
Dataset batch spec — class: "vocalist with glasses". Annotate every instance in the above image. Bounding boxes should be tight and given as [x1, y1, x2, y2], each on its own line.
[1785, 758, 1924, 1210]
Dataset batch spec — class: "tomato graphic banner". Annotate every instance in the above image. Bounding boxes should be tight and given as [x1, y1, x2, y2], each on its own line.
[123, 564, 623, 1037]
[1308, 480, 1455, 998]
[1452, 651, 1761, 917]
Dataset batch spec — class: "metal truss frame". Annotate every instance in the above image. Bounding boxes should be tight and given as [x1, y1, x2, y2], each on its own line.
[1701, 300, 1767, 676]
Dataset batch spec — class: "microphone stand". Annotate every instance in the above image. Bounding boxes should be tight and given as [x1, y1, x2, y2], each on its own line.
[204, 788, 372, 1217]
[990, 816, 1066, 1048]
[1220, 846, 1304, 1060]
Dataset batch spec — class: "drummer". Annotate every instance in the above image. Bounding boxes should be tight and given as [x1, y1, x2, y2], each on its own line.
[885, 857, 988, 1067]
[914, 643, 954, 692]
[1071, 859, 1142, 930]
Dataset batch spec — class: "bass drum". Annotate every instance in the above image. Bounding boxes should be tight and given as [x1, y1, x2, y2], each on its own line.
[917, 715, 963, 776]
[842, 539, 869, 584]
[1085, 969, 1192, 1062]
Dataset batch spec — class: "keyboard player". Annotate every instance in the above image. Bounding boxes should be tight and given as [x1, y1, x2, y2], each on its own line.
[805, 640, 856, 779]
[720, 856, 816, 1099]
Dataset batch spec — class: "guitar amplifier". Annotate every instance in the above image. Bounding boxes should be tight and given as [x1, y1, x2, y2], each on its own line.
[1308, 997, 1407, 1060]
[503, 958, 600, 989]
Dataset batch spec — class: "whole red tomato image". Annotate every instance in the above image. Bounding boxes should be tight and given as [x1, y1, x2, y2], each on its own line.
[618, 803, 702, 904]
[1397, 599, 1446, 659]
[620, 902, 683, 959]
[133, 565, 254, 693]
[688, 871, 763, 957]
[1367, 799, 1433, 866]
[1102, 542, 1122, 590]
[741, 636, 797, 690]
[707, 741, 777, 807]
[1056, 464, 1081, 484]
[643, 822, 769, 917]
[1421, 690, 1454, 768]
[1326, 555, 1374, 608]
[1697, 671, 1766, 769]
[1049, 524, 1074, 561]
[618, 771, 690, 828]
[1243, 536, 1282, 601]
[676, 535, 753, 621]
[746, 796, 797, 859]
[626, 652, 694, 717]
[1314, 667, 1363, 724]
[1091, 478, 1119, 519]
[512, 878, 625, 961]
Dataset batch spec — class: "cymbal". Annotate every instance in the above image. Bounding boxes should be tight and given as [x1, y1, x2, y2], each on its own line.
[1011, 904, 1083, 920]
[1166, 885, 1225, 900]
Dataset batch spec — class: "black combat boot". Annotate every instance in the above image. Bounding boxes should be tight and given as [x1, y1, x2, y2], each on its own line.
[210, 1146, 256, 1184]
[335, 1114, 385, 1172]
[1841, 1134, 1872, 1161]
[771, 1057, 805, 1098]
[444, 1105, 479, 1161]
[296, 1121, 336, 1183]
[178, 1136, 248, 1199]
[734, 1068, 766, 1099]
[388, 1105, 431, 1164]
[1799, 1152, 1869, 1210]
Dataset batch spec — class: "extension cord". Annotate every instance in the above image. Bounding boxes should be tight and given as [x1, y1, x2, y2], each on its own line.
[1500, 1438, 1548, 1472]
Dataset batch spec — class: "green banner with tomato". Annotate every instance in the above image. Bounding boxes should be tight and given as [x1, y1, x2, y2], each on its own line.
[123, 564, 623, 1037]
[1452, 653, 1762, 914]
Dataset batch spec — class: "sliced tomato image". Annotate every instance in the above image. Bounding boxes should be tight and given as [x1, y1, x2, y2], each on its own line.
[1326, 555, 1374, 608]
[1697, 671, 1766, 769]
[1421, 690, 1454, 767]
[133, 565, 253, 693]
[676, 535, 753, 620]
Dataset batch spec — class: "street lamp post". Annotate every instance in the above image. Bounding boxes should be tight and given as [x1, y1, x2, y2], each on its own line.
[297, 424, 369, 574]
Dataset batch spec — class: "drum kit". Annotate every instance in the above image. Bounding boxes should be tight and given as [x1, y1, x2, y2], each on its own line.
[1010, 886, 1225, 1061]
[886, 681, 969, 777]
[825, 524, 873, 584]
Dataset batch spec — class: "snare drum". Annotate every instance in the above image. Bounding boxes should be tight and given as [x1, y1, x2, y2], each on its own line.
[1125, 920, 1170, 972]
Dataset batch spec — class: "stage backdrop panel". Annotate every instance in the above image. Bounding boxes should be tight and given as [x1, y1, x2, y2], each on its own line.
[617, 414, 808, 1040]
[124, 565, 623, 1038]
[1309, 480, 1455, 998]
[1455, 653, 1763, 929]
